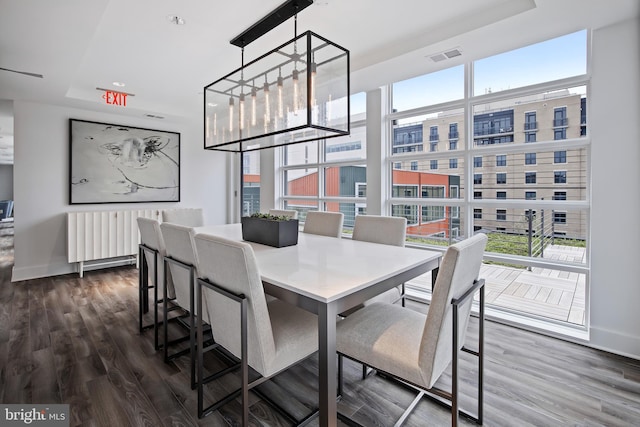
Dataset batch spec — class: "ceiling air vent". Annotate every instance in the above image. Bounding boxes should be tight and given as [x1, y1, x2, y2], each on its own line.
[145, 114, 165, 119]
[427, 47, 462, 63]
[429, 53, 447, 62]
[444, 49, 462, 58]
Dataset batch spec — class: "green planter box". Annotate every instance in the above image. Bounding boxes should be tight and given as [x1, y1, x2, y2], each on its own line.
[241, 216, 299, 248]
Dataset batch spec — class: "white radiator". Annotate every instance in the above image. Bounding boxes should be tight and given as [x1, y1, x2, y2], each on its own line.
[67, 209, 161, 277]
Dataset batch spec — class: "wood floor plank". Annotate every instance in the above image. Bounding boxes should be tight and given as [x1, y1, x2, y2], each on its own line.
[31, 346, 61, 404]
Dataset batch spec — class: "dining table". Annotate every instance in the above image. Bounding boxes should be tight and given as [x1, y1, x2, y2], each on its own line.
[195, 223, 442, 427]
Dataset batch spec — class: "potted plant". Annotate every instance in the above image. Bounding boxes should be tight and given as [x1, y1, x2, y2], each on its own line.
[241, 213, 299, 248]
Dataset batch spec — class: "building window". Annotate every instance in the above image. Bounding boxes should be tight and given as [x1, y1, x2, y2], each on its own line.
[326, 141, 363, 153]
[474, 191, 482, 199]
[429, 126, 439, 142]
[554, 171, 567, 184]
[430, 160, 438, 170]
[450, 186, 459, 199]
[496, 155, 507, 167]
[410, 161, 418, 171]
[497, 173, 507, 184]
[474, 209, 482, 219]
[422, 206, 445, 222]
[497, 191, 507, 199]
[474, 156, 482, 167]
[356, 183, 366, 198]
[449, 123, 459, 139]
[524, 111, 537, 130]
[553, 191, 567, 200]
[554, 150, 567, 163]
[525, 191, 536, 200]
[394, 162, 401, 169]
[474, 173, 482, 185]
[430, 141, 438, 152]
[554, 211, 567, 224]
[392, 124, 423, 154]
[525, 153, 536, 165]
[554, 128, 567, 140]
[525, 132, 537, 143]
[393, 185, 419, 198]
[449, 140, 458, 150]
[554, 107, 567, 127]
[497, 209, 507, 221]
[422, 185, 445, 198]
[525, 172, 537, 184]
[449, 158, 458, 169]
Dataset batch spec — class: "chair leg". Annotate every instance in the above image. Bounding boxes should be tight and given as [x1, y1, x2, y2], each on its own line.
[190, 268, 196, 390]
[452, 302, 459, 427]
[241, 296, 249, 426]
[163, 258, 169, 362]
[401, 283, 406, 307]
[154, 253, 160, 350]
[338, 354, 343, 398]
[478, 286, 485, 424]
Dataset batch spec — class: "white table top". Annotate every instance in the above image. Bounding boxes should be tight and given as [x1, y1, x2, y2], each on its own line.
[195, 223, 441, 304]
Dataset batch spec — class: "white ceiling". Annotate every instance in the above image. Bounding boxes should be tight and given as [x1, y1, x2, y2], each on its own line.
[0, 0, 638, 164]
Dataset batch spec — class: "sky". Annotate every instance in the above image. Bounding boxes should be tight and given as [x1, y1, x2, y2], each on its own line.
[390, 30, 587, 112]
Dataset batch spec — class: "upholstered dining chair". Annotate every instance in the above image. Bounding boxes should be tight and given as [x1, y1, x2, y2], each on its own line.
[137, 217, 176, 350]
[353, 215, 407, 306]
[268, 208, 299, 219]
[302, 211, 344, 238]
[336, 233, 488, 427]
[162, 208, 205, 227]
[160, 222, 211, 389]
[193, 233, 319, 425]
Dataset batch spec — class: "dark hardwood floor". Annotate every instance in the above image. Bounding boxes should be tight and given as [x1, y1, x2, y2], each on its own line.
[1, 221, 639, 426]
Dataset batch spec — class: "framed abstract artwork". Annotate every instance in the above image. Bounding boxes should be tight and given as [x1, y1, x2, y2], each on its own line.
[69, 119, 180, 204]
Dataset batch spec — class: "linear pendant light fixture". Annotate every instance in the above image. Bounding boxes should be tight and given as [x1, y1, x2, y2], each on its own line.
[203, 0, 350, 152]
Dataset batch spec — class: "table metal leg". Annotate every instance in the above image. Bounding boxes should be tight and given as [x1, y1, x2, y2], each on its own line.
[318, 303, 338, 427]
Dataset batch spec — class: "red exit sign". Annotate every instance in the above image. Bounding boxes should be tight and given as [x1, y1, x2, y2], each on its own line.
[102, 90, 128, 106]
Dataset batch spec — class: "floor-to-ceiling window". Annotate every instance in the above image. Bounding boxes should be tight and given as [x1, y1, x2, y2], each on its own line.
[274, 30, 590, 331]
[279, 93, 367, 231]
[389, 30, 589, 328]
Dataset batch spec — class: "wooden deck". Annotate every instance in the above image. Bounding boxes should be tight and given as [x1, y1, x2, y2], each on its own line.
[407, 244, 587, 326]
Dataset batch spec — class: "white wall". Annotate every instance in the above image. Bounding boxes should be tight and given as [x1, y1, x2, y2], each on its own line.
[590, 17, 640, 358]
[0, 164, 13, 200]
[11, 101, 229, 281]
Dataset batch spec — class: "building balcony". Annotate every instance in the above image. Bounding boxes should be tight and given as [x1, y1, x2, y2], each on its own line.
[524, 122, 538, 131]
[406, 243, 586, 326]
[474, 126, 514, 137]
[553, 118, 568, 127]
[429, 134, 439, 142]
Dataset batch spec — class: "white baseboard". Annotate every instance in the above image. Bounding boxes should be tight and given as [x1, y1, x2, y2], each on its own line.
[589, 326, 640, 360]
[11, 257, 137, 282]
[11, 262, 75, 282]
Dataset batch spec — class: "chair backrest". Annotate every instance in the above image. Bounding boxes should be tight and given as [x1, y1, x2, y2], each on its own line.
[352, 215, 406, 247]
[269, 209, 299, 219]
[137, 217, 167, 292]
[160, 222, 199, 313]
[162, 208, 205, 227]
[138, 217, 166, 255]
[194, 233, 275, 376]
[419, 233, 487, 388]
[302, 211, 344, 238]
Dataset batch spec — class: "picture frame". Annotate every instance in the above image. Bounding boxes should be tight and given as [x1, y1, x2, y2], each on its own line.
[69, 119, 180, 204]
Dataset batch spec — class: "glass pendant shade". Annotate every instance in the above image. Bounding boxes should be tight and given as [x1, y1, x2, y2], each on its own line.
[204, 31, 350, 152]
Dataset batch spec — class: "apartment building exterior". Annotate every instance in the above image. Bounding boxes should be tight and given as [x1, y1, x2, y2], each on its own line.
[392, 90, 587, 240]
